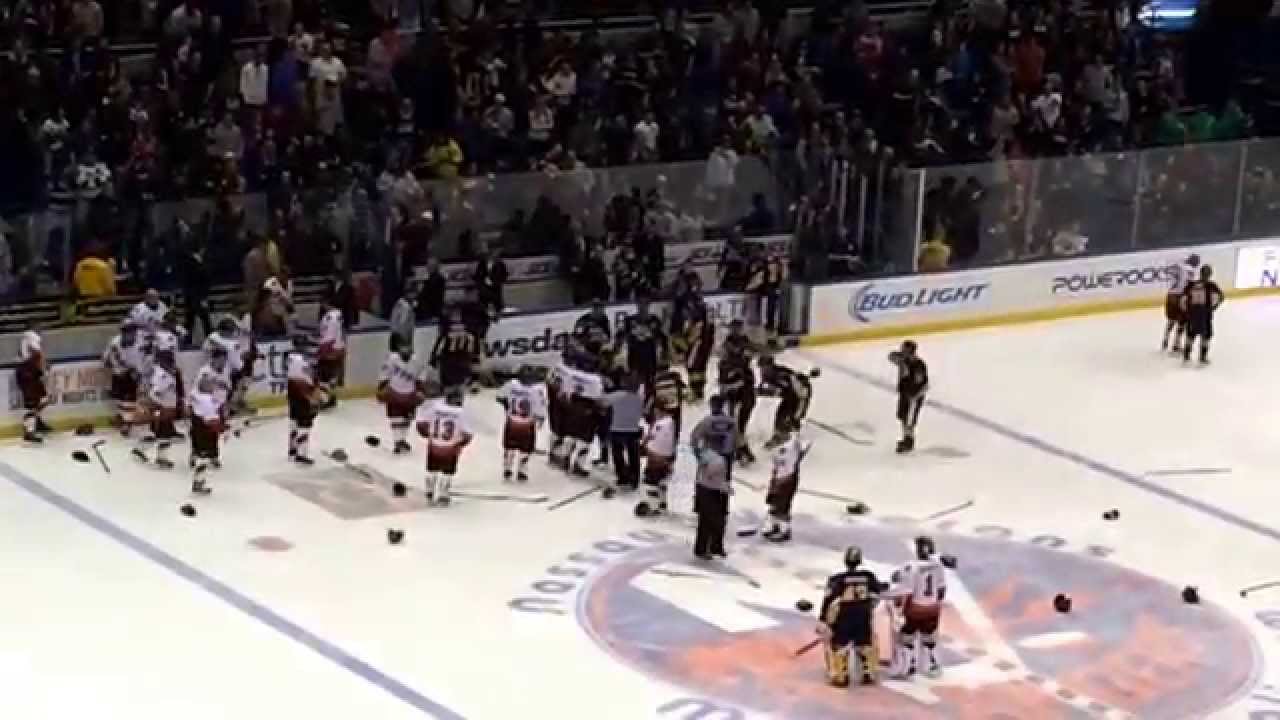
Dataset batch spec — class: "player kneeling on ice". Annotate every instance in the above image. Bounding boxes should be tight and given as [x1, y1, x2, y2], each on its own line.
[763, 421, 809, 542]
[635, 404, 677, 517]
[818, 546, 883, 687]
[378, 343, 426, 455]
[498, 365, 546, 483]
[188, 374, 226, 495]
[416, 389, 472, 506]
[889, 536, 947, 679]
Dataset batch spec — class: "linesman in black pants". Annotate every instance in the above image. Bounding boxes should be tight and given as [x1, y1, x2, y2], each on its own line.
[690, 396, 738, 560]
[601, 373, 645, 491]
[890, 340, 929, 454]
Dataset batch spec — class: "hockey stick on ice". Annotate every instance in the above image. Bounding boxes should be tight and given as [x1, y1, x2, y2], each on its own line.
[547, 485, 602, 511]
[91, 439, 110, 474]
[453, 490, 549, 503]
[1240, 580, 1280, 598]
[794, 638, 823, 657]
[923, 498, 974, 522]
[807, 418, 873, 446]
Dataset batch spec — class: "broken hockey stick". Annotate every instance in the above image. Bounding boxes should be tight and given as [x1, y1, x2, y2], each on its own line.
[547, 485, 602, 511]
[453, 490, 550, 503]
[794, 637, 823, 657]
[1240, 581, 1280, 598]
[91, 439, 110, 474]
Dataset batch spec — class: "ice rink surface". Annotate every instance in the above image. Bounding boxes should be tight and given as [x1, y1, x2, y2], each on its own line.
[6, 297, 1280, 719]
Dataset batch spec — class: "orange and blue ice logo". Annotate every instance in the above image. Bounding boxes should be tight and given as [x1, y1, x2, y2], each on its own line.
[577, 522, 1260, 719]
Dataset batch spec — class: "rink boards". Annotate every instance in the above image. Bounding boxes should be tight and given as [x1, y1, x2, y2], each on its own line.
[5, 236, 1280, 436]
[805, 237, 1280, 344]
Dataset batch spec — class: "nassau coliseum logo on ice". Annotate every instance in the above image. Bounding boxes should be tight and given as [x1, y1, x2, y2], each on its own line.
[575, 518, 1258, 719]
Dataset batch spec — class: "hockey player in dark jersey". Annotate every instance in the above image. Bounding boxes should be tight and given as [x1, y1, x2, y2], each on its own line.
[617, 298, 667, 392]
[681, 295, 717, 402]
[431, 309, 478, 395]
[818, 546, 883, 687]
[721, 317, 752, 363]
[574, 299, 612, 354]
[717, 351, 757, 464]
[758, 355, 812, 449]
[1180, 265, 1224, 365]
[889, 340, 929, 453]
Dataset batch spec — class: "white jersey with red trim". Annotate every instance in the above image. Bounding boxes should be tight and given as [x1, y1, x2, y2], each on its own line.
[563, 366, 604, 400]
[771, 436, 805, 479]
[416, 400, 473, 454]
[189, 390, 224, 430]
[195, 362, 233, 405]
[103, 334, 146, 377]
[147, 365, 180, 410]
[128, 301, 168, 334]
[380, 353, 423, 396]
[286, 352, 316, 399]
[204, 331, 244, 373]
[499, 379, 546, 426]
[319, 308, 345, 355]
[895, 558, 947, 608]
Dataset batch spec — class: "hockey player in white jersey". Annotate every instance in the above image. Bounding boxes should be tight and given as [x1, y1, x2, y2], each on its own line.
[635, 403, 677, 517]
[764, 422, 809, 543]
[890, 536, 948, 679]
[188, 373, 226, 494]
[194, 346, 234, 409]
[286, 351, 322, 465]
[415, 389, 473, 506]
[127, 288, 169, 339]
[377, 344, 425, 455]
[205, 317, 251, 414]
[103, 321, 146, 434]
[1163, 253, 1201, 353]
[498, 365, 546, 483]
[131, 350, 182, 469]
[315, 300, 345, 409]
[561, 362, 605, 477]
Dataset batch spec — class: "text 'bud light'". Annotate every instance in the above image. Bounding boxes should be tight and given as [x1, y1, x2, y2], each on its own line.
[848, 282, 990, 323]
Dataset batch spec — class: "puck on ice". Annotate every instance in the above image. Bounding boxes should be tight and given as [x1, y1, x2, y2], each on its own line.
[795, 599, 814, 612]
[180, 504, 196, 518]
[846, 502, 870, 515]
[387, 529, 405, 545]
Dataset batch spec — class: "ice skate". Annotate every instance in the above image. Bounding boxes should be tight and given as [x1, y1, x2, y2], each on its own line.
[155, 457, 175, 470]
[503, 469, 514, 482]
[393, 440, 411, 455]
[23, 431, 43, 444]
[292, 455, 314, 466]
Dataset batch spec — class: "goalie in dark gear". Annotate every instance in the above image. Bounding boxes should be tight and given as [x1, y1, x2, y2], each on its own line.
[818, 546, 883, 688]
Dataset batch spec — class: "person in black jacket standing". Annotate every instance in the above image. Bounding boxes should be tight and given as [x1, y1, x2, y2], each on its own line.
[474, 249, 509, 318]
[417, 258, 447, 323]
[179, 234, 212, 342]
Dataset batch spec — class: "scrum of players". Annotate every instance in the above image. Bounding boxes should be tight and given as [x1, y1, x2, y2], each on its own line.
[16, 275, 822, 510]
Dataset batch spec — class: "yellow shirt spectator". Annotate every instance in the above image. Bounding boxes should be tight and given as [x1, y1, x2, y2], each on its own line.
[73, 255, 117, 297]
[918, 233, 952, 272]
[425, 138, 463, 179]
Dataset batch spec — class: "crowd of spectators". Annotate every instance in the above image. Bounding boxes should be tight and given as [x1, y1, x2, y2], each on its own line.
[0, 0, 1274, 309]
